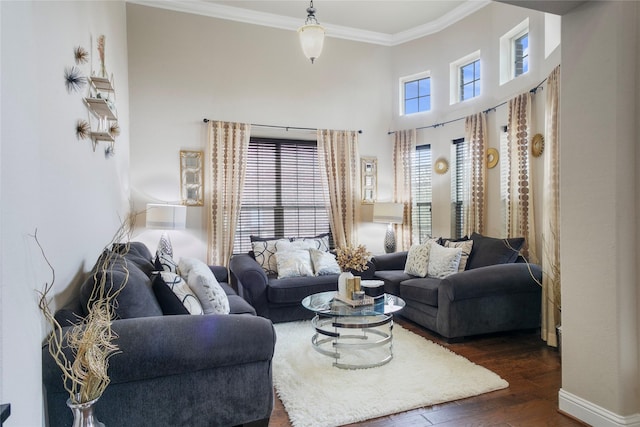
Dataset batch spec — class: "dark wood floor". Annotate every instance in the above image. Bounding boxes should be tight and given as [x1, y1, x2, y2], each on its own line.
[268, 318, 586, 427]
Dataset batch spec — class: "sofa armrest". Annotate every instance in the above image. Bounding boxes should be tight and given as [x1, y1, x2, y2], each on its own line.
[441, 263, 542, 302]
[229, 254, 270, 316]
[372, 251, 408, 271]
[209, 265, 229, 283]
[43, 314, 275, 391]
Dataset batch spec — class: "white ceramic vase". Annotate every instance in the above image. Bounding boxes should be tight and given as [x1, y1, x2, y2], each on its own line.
[338, 271, 354, 298]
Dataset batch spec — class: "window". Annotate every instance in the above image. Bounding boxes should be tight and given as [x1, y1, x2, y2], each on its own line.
[412, 144, 432, 242]
[450, 51, 480, 104]
[234, 137, 330, 254]
[514, 32, 529, 77]
[402, 74, 431, 115]
[500, 19, 529, 84]
[451, 138, 467, 239]
[460, 60, 481, 101]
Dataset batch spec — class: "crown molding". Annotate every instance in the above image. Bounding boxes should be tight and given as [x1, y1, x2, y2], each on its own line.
[127, 0, 491, 46]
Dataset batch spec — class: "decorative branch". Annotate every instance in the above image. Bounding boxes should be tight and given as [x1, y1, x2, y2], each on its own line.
[97, 35, 107, 78]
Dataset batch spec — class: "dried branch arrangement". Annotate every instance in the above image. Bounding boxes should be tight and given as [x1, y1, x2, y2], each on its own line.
[336, 245, 371, 273]
[36, 216, 134, 404]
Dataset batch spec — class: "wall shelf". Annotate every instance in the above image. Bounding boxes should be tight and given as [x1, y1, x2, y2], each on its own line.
[90, 131, 115, 142]
[89, 76, 114, 93]
[84, 98, 117, 120]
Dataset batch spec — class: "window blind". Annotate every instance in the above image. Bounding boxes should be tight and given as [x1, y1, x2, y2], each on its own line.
[234, 137, 330, 254]
[452, 138, 467, 239]
[412, 144, 432, 242]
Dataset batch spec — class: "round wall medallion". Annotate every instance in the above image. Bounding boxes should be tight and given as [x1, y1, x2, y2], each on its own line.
[434, 158, 449, 174]
[531, 133, 545, 157]
[486, 148, 499, 169]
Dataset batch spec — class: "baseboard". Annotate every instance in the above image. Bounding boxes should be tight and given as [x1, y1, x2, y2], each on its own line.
[559, 389, 640, 427]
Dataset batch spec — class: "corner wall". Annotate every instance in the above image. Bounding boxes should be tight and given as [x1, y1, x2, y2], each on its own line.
[0, 2, 130, 425]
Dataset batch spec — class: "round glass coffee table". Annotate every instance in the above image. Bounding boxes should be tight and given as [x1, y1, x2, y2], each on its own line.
[301, 291, 405, 369]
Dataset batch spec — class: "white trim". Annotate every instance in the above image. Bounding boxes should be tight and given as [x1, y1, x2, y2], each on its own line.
[559, 389, 640, 427]
[127, 0, 491, 47]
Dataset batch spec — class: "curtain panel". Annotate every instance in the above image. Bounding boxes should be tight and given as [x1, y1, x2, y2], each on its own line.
[206, 121, 250, 267]
[317, 129, 360, 249]
[541, 65, 561, 346]
[393, 129, 416, 251]
[463, 113, 488, 236]
[506, 92, 538, 264]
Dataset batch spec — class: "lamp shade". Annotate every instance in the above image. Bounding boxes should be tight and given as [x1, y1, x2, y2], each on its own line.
[298, 24, 325, 63]
[373, 202, 404, 225]
[146, 204, 186, 230]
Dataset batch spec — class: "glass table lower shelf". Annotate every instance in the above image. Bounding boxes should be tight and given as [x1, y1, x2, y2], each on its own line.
[301, 291, 405, 369]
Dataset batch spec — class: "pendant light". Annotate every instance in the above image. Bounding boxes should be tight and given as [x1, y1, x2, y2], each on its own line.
[298, 1, 325, 64]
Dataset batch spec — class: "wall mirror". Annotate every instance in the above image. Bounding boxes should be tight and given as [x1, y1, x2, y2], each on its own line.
[361, 156, 377, 203]
[180, 150, 204, 206]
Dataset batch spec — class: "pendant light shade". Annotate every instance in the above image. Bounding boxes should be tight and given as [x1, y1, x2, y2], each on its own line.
[298, 1, 325, 64]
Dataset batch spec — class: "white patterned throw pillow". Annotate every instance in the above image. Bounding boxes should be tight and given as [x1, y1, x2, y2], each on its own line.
[404, 239, 438, 277]
[251, 238, 290, 276]
[444, 240, 474, 272]
[159, 271, 204, 315]
[309, 249, 341, 276]
[275, 250, 314, 279]
[427, 241, 462, 279]
[178, 257, 230, 315]
[155, 233, 178, 273]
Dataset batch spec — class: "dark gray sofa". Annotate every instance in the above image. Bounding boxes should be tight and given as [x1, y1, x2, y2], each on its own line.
[372, 234, 542, 341]
[42, 242, 275, 427]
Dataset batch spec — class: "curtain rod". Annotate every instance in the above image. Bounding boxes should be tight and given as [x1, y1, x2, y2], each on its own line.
[203, 119, 363, 134]
[387, 77, 548, 135]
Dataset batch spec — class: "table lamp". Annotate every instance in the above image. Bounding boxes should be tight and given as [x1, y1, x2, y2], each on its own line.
[373, 202, 404, 253]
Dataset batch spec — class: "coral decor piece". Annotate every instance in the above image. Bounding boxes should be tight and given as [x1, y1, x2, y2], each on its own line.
[75, 119, 90, 140]
[74, 46, 89, 65]
[335, 245, 371, 273]
[64, 66, 86, 93]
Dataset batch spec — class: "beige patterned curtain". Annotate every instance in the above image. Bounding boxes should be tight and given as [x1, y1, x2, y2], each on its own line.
[506, 93, 538, 264]
[463, 112, 488, 236]
[393, 129, 416, 251]
[317, 129, 360, 248]
[541, 65, 561, 346]
[206, 121, 250, 267]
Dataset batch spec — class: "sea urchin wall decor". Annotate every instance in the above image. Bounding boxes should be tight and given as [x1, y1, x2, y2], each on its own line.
[74, 46, 89, 64]
[64, 66, 86, 93]
[76, 119, 90, 140]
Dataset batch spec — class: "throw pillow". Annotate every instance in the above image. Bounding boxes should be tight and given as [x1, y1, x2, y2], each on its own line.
[427, 241, 462, 279]
[309, 249, 341, 276]
[152, 273, 189, 315]
[466, 232, 525, 269]
[154, 233, 178, 273]
[159, 271, 203, 315]
[275, 250, 314, 279]
[291, 233, 331, 252]
[178, 257, 230, 315]
[444, 240, 474, 272]
[404, 240, 437, 277]
[251, 238, 290, 276]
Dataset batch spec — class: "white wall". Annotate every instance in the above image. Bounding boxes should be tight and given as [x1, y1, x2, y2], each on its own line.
[126, 2, 555, 260]
[559, 1, 640, 424]
[0, 2, 130, 425]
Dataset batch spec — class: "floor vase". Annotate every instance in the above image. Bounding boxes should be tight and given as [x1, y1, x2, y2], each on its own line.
[66, 396, 105, 427]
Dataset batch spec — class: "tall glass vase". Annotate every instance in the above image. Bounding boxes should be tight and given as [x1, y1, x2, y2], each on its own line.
[66, 396, 105, 427]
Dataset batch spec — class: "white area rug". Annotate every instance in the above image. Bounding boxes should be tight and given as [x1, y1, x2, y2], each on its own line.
[273, 321, 508, 427]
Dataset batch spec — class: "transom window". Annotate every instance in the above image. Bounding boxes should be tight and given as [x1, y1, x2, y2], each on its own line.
[460, 59, 481, 101]
[514, 32, 529, 77]
[234, 137, 330, 254]
[412, 144, 432, 242]
[403, 76, 431, 115]
[500, 19, 530, 84]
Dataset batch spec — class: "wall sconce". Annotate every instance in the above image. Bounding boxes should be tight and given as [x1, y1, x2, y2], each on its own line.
[373, 202, 404, 253]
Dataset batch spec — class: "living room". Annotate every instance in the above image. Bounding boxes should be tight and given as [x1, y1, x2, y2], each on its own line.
[1, 1, 639, 426]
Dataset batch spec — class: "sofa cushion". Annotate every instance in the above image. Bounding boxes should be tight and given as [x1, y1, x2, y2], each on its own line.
[444, 239, 474, 272]
[178, 258, 230, 315]
[374, 269, 413, 296]
[309, 249, 341, 276]
[427, 242, 462, 279]
[399, 277, 441, 307]
[80, 251, 163, 319]
[154, 234, 178, 273]
[404, 241, 436, 277]
[112, 242, 156, 276]
[267, 275, 337, 304]
[291, 232, 331, 252]
[159, 271, 204, 315]
[275, 249, 315, 279]
[466, 233, 524, 270]
[251, 237, 290, 276]
[152, 273, 189, 315]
